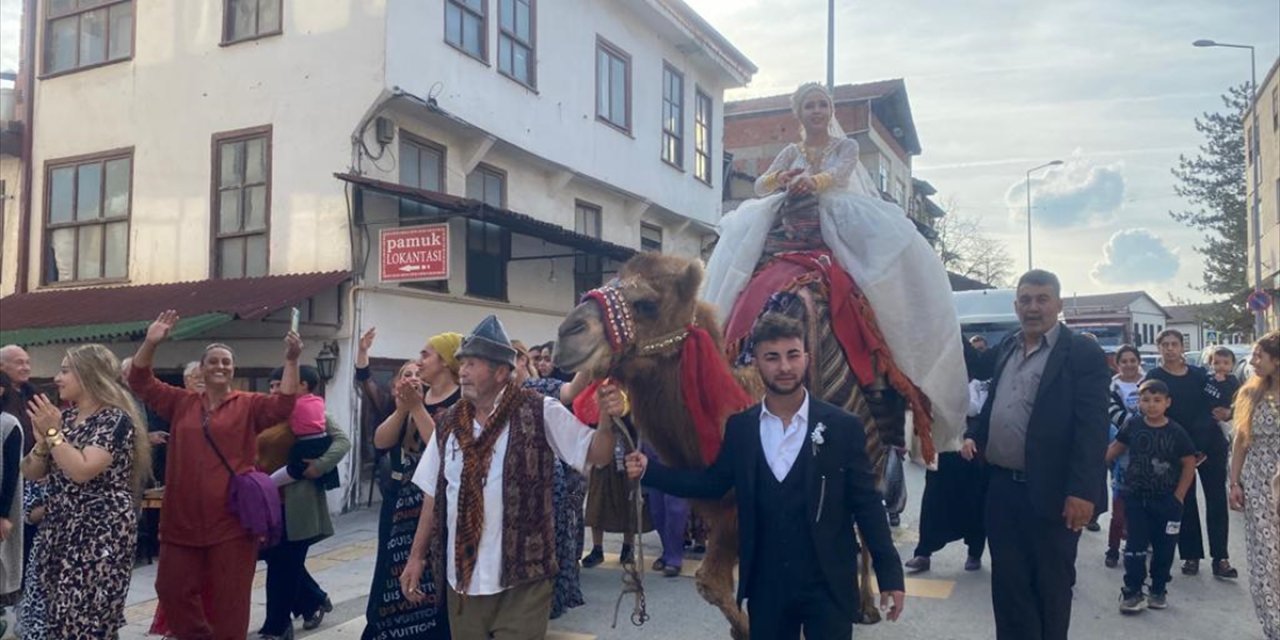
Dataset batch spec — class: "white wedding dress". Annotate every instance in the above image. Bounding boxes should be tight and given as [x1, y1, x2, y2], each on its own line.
[703, 137, 969, 456]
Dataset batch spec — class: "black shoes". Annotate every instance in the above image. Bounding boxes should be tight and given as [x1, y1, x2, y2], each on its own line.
[888, 513, 901, 527]
[904, 556, 931, 573]
[582, 546, 604, 568]
[1212, 559, 1238, 579]
[1181, 559, 1199, 575]
[619, 544, 635, 566]
[1105, 549, 1119, 568]
[1085, 519, 1101, 532]
[302, 596, 333, 630]
[964, 556, 982, 571]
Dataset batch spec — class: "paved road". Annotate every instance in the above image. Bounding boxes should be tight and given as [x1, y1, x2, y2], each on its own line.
[107, 460, 1268, 639]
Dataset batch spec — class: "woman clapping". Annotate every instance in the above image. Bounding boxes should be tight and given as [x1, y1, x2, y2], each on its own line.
[19, 344, 151, 638]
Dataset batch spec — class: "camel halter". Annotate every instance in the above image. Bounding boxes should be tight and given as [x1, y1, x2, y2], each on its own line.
[581, 279, 694, 360]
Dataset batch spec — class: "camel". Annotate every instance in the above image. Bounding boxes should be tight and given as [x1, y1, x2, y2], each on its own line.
[556, 252, 910, 638]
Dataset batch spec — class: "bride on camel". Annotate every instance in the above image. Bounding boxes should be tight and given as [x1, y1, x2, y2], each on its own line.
[704, 81, 968, 465]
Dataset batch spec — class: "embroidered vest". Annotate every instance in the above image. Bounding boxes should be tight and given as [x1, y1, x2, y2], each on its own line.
[431, 389, 559, 594]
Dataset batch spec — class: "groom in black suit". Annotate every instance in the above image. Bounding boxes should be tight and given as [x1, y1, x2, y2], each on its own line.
[625, 314, 905, 639]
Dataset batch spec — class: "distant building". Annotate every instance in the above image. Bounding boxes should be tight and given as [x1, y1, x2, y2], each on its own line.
[722, 79, 921, 211]
[1165, 304, 1215, 354]
[1244, 56, 1279, 333]
[1061, 291, 1170, 353]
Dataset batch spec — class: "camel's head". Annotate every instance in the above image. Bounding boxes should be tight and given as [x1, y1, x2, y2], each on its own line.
[555, 253, 705, 376]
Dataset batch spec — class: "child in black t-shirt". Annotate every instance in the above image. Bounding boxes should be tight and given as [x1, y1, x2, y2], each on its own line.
[1203, 347, 1241, 441]
[1106, 379, 1198, 614]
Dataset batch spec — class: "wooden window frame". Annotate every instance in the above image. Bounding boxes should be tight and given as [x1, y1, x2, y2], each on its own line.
[574, 201, 604, 299]
[497, 0, 536, 89]
[445, 0, 489, 64]
[693, 87, 713, 185]
[221, 0, 284, 46]
[595, 37, 632, 134]
[41, 0, 135, 79]
[640, 222, 663, 253]
[210, 125, 273, 280]
[661, 63, 684, 169]
[465, 219, 511, 301]
[467, 163, 508, 209]
[41, 147, 134, 286]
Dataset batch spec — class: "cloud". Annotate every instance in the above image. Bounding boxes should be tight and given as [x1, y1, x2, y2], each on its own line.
[1005, 155, 1126, 228]
[1090, 228, 1180, 284]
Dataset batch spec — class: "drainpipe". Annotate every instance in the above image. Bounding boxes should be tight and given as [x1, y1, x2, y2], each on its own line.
[14, 0, 38, 293]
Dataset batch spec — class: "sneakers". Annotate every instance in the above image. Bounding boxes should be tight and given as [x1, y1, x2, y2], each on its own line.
[904, 556, 931, 573]
[1181, 559, 1199, 575]
[1147, 592, 1168, 609]
[1212, 559, 1238, 579]
[1104, 549, 1119, 568]
[964, 556, 982, 572]
[581, 546, 604, 568]
[1118, 590, 1147, 614]
[302, 596, 333, 630]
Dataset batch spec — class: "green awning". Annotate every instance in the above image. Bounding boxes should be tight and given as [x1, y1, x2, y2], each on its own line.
[0, 313, 233, 348]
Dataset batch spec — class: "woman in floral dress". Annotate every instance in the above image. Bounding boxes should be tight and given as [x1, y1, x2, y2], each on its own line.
[1229, 330, 1280, 639]
[19, 344, 150, 638]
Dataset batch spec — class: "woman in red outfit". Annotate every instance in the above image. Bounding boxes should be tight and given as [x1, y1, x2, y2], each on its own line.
[129, 310, 302, 640]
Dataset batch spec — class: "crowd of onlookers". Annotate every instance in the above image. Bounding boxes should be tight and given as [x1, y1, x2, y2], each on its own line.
[0, 290, 1274, 638]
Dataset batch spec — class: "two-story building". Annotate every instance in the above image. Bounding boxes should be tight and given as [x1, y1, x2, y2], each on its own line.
[1061, 290, 1170, 353]
[0, 0, 755, 508]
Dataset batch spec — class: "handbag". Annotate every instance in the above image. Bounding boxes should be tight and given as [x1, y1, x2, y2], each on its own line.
[201, 409, 283, 549]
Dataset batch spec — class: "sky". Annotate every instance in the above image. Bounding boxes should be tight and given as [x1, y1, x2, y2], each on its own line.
[2, 1, 1278, 303]
[685, 0, 1280, 303]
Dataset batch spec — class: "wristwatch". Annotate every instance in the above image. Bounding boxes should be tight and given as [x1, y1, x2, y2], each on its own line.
[46, 428, 65, 448]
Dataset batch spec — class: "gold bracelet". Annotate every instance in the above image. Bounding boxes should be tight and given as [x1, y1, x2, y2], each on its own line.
[760, 172, 780, 192]
[812, 172, 834, 192]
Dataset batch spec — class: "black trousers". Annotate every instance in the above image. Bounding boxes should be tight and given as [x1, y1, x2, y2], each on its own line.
[747, 578, 852, 640]
[914, 452, 987, 559]
[262, 536, 328, 633]
[1123, 493, 1182, 596]
[1178, 441, 1230, 561]
[985, 470, 1081, 640]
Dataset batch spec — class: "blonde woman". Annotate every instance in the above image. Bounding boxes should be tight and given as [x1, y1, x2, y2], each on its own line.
[1228, 330, 1279, 639]
[19, 344, 150, 639]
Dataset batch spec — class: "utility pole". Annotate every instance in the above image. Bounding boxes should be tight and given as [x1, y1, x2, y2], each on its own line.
[826, 0, 835, 92]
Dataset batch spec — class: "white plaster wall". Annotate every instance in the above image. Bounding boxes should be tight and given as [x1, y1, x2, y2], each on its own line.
[385, 0, 733, 229]
[0, 156, 20, 296]
[25, 1, 389, 290]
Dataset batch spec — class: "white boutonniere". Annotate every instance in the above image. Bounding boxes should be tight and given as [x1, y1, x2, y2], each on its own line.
[811, 422, 827, 456]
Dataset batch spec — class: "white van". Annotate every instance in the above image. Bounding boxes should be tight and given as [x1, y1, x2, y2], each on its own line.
[952, 289, 1019, 348]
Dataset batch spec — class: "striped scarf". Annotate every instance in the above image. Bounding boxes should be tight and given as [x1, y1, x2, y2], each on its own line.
[447, 384, 525, 595]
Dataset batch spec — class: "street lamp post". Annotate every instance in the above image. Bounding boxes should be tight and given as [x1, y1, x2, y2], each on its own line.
[1194, 38, 1265, 338]
[1025, 160, 1064, 270]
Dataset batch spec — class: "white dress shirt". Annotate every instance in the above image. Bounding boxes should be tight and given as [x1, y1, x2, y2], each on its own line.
[413, 395, 597, 596]
[759, 391, 810, 481]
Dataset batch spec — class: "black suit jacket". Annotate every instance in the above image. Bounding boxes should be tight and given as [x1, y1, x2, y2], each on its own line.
[964, 323, 1110, 520]
[642, 397, 905, 620]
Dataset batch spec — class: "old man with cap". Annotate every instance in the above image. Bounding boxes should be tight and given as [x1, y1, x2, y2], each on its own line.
[401, 315, 625, 639]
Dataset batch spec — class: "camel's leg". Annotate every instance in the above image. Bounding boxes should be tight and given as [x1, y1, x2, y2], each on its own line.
[855, 527, 882, 624]
[692, 497, 750, 640]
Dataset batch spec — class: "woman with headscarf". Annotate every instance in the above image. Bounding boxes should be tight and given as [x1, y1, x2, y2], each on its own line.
[361, 332, 462, 640]
[19, 344, 151, 638]
[703, 82, 967, 465]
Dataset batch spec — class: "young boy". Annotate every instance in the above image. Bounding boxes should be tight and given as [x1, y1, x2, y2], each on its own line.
[1204, 347, 1241, 441]
[1106, 379, 1197, 613]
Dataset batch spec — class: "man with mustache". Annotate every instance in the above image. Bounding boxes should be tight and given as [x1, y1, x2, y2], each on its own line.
[962, 269, 1110, 640]
[625, 313, 905, 639]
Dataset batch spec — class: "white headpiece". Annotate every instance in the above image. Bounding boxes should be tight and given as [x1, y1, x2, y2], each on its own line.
[791, 82, 847, 141]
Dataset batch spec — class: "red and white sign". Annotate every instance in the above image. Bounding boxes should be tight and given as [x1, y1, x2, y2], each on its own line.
[379, 224, 449, 283]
